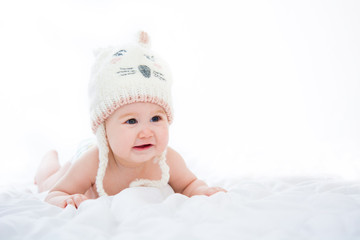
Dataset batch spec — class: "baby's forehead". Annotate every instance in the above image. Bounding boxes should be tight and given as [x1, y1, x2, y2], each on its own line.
[114, 102, 165, 115]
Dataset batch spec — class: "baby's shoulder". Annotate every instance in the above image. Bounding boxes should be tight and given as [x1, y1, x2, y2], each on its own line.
[79, 145, 99, 164]
[72, 145, 99, 176]
[166, 147, 185, 166]
[166, 147, 179, 160]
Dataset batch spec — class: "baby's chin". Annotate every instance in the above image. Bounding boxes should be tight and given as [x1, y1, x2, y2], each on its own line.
[129, 147, 164, 162]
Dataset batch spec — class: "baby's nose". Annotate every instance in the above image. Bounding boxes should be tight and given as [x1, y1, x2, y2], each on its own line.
[138, 127, 153, 138]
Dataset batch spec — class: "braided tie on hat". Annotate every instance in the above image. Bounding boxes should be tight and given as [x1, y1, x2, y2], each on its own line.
[95, 122, 170, 196]
[129, 150, 170, 188]
[95, 123, 109, 197]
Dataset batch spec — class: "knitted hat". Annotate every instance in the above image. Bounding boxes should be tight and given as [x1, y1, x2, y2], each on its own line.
[89, 31, 173, 196]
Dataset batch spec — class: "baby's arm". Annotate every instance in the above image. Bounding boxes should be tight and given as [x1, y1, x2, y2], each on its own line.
[45, 146, 99, 208]
[167, 147, 226, 197]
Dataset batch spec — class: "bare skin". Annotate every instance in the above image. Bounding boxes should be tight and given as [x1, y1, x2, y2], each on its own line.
[34, 150, 71, 192]
[35, 103, 226, 209]
[35, 147, 226, 208]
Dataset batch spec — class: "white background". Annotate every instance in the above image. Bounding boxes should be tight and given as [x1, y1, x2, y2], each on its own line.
[0, 0, 359, 185]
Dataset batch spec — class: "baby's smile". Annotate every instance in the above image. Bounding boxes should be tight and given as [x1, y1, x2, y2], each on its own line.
[133, 143, 154, 151]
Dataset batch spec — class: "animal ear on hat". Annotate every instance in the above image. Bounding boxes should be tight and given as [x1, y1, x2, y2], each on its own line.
[138, 31, 151, 49]
[91, 47, 115, 75]
[93, 46, 114, 59]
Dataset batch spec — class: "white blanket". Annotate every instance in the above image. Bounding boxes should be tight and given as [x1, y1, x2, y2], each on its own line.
[1, 177, 360, 240]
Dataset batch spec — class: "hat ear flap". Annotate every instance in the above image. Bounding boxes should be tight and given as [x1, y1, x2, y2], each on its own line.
[95, 123, 109, 197]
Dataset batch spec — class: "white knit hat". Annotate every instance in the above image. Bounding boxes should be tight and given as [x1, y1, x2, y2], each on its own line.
[89, 31, 173, 196]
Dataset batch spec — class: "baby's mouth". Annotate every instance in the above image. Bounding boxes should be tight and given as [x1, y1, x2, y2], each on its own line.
[133, 144, 153, 150]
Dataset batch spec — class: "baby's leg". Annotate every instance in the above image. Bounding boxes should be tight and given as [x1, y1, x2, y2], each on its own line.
[34, 150, 71, 192]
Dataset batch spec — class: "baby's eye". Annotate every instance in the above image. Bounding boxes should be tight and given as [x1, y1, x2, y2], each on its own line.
[151, 116, 162, 122]
[125, 118, 138, 124]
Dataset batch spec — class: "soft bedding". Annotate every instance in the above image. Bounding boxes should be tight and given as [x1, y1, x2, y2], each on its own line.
[1, 177, 360, 240]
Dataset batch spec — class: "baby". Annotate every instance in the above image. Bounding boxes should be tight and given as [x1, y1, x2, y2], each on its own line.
[35, 32, 226, 208]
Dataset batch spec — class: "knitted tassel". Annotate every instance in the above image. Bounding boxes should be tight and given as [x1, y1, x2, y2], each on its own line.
[95, 124, 109, 197]
[129, 150, 170, 188]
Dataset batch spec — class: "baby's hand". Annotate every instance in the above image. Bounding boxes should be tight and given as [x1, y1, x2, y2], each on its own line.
[192, 186, 227, 196]
[64, 194, 88, 208]
[45, 191, 89, 209]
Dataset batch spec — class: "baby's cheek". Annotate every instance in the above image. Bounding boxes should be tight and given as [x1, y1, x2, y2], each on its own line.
[160, 129, 169, 147]
[109, 135, 132, 156]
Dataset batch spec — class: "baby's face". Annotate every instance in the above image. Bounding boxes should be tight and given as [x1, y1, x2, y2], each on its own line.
[105, 102, 169, 166]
